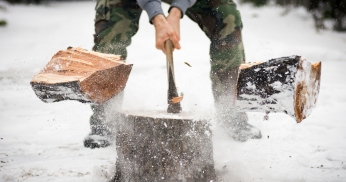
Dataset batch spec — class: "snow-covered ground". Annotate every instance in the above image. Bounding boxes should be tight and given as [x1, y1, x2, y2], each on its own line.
[1, 1, 346, 181]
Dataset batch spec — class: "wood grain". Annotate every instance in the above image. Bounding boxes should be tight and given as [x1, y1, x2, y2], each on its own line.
[31, 47, 132, 104]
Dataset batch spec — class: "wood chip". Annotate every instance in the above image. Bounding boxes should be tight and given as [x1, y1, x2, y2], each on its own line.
[184, 62, 192, 67]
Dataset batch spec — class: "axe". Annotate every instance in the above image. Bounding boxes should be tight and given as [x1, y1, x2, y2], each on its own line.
[165, 40, 182, 113]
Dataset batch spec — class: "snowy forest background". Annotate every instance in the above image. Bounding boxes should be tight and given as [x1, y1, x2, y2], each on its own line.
[1, 0, 346, 181]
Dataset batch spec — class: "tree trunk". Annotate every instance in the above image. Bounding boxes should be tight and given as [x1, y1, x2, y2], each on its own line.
[237, 56, 321, 122]
[30, 47, 133, 104]
[113, 110, 216, 182]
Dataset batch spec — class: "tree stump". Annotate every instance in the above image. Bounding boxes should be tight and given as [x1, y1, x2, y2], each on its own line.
[113, 110, 216, 182]
[30, 47, 133, 104]
[237, 56, 322, 122]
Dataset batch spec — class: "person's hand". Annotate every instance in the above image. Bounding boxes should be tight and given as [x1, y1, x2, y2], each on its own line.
[166, 7, 181, 43]
[152, 9, 181, 54]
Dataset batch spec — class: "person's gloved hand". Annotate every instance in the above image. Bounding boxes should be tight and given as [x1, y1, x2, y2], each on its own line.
[152, 7, 181, 54]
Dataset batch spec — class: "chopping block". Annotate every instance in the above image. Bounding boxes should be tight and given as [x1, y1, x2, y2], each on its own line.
[112, 41, 216, 181]
[112, 110, 216, 182]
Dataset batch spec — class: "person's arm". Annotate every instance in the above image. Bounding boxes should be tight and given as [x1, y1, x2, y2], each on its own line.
[169, 0, 197, 18]
[137, 0, 196, 54]
[137, 0, 164, 23]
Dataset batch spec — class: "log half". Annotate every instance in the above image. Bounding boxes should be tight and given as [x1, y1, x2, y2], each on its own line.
[237, 56, 321, 122]
[113, 110, 216, 181]
[30, 47, 133, 104]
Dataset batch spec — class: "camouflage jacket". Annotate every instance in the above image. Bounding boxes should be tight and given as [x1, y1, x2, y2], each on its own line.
[137, 0, 197, 22]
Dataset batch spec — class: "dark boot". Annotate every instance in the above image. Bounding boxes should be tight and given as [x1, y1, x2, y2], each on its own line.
[211, 68, 262, 142]
[84, 92, 123, 148]
[84, 104, 113, 148]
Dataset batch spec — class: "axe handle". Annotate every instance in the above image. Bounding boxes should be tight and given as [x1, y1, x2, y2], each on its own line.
[165, 40, 174, 78]
[165, 40, 181, 113]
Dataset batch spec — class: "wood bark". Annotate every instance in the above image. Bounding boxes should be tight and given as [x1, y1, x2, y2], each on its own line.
[113, 110, 216, 182]
[236, 56, 321, 122]
[30, 47, 133, 104]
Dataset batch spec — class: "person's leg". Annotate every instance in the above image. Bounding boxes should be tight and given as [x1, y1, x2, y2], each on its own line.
[85, 0, 142, 148]
[185, 0, 261, 141]
[93, 0, 142, 57]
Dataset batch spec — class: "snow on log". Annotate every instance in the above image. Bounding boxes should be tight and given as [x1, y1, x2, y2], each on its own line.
[30, 47, 133, 104]
[113, 110, 216, 181]
[237, 56, 321, 123]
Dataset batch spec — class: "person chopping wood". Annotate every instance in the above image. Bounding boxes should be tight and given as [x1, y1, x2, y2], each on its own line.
[84, 0, 262, 148]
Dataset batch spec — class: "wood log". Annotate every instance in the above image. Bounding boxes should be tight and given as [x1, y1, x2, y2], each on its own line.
[30, 47, 133, 104]
[236, 56, 321, 122]
[113, 110, 216, 182]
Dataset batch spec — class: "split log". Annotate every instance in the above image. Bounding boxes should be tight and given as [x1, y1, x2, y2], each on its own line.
[237, 56, 321, 122]
[113, 110, 216, 182]
[30, 47, 133, 104]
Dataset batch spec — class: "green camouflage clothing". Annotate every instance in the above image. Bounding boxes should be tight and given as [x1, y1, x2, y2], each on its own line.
[93, 0, 142, 58]
[86, 0, 259, 146]
[93, 0, 245, 68]
[93, 0, 245, 98]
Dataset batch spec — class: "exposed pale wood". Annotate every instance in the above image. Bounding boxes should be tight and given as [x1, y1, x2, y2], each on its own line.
[237, 56, 321, 122]
[30, 47, 132, 104]
[169, 96, 183, 104]
[239, 62, 263, 69]
[294, 61, 322, 122]
[113, 110, 216, 181]
[32, 73, 86, 83]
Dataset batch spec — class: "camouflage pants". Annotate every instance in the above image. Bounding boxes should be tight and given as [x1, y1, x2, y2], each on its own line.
[90, 0, 248, 136]
[93, 0, 245, 97]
